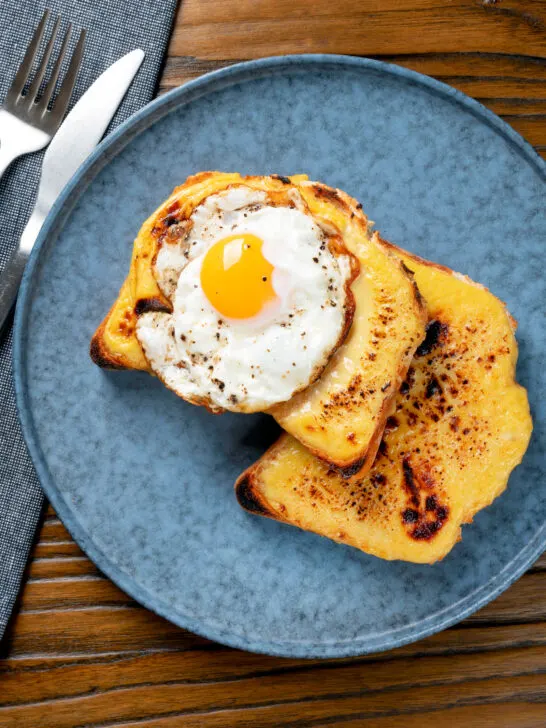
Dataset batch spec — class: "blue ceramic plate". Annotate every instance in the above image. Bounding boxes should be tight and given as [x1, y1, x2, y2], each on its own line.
[14, 56, 545, 658]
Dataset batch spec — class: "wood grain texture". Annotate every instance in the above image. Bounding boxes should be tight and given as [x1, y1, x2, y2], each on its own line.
[1, 1, 545, 726]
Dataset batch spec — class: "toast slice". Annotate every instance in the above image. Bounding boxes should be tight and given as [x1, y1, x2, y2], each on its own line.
[91, 172, 426, 475]
[235, 245, 532, 563]
[269, 185, 426, 476]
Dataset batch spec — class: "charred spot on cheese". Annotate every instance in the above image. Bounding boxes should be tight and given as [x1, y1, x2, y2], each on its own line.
[425, 375, 443, 399]
[152, 217, 193, 259]
[115, 308, 136, 337]
[337, 454, 367, 479]
[134, 297, 172, 316]
[402, 508, 419, 524]
[385, 416, 399, 432]
[400, 458, 450, 540]
[400, 366, 416, 396]
[426, 495, 438, 511]
[151, 202, 182, 236]
[410, 502, 450, 540]
[272, 174, 291, 184]
[416, 320, 449, 357]
[402, 458, 420, 507]
[311, 183, 350, 212]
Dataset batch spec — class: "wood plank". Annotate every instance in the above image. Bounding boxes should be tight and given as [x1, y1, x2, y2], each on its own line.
[378, 53, 546, 79]
[89, 701, 546, 728]
[27, 557, 101, 581]
[44, 504, 57, 520]
[504, 115, 546, 145]
[19, 579, 131, 612]
[436, 79, 546, 100]
[1, 670, 545, 728]
[325, 703, 546, 728]
[485, 99, 546, 116]
[174, 0, 546, 37]
[1, 640, 546, 710]
[160, 53, 546, 88]
[170, 7, 546, 60]
[33, 541, 85, 559]
[2, 613, 546, 661]
[1, 608, 210, 657]
[1, 621, 544, 670]
[97, 702, 546, 728]
[466, 573, 546, 624]
[38, 521, 74, 543]
[178, 0, 496, 25]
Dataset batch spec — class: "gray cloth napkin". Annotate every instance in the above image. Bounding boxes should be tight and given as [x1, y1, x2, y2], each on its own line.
[0, 0, 178, 638]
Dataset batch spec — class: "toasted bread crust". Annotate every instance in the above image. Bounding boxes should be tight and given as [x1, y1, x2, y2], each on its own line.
[236, 473, 279, 519]
[90, 308, 132, 370]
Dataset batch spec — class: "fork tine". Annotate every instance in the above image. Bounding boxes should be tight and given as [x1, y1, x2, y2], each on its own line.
[49, 28, 85, 125]
[36, 23, 72, 113]
[6, 10, 50, 103]
[25, 15, 60, 105]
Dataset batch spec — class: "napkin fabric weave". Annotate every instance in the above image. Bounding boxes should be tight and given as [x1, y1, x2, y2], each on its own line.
[0, 0, 178, 639]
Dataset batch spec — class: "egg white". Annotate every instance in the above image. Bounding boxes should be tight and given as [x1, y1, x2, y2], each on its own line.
[136, 187, 355, 412]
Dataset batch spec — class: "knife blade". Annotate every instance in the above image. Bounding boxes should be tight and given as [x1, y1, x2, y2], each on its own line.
[23, 48, 145, 250]
[0, 48, 145, 334]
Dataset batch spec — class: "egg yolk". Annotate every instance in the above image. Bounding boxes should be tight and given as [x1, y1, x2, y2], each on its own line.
[200, 234, 277, 319]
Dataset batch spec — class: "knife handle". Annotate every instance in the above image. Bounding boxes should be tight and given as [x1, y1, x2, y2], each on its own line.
[0, 247, 29, 337]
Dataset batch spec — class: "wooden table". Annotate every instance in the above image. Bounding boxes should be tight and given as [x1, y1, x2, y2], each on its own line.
[1, 2, 545, 726]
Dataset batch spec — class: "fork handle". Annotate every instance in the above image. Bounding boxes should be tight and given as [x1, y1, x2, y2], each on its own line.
[0, 247, 28, 335]
[0, 110, 50, 182]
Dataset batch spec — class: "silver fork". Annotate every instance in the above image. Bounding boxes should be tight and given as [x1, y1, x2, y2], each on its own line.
[0, 9, 85, 179]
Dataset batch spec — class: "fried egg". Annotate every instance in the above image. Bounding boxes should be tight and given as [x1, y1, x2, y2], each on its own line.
[135, 186, 358, 413]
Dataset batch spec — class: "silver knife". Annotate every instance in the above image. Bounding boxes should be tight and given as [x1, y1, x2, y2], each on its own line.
[0, 48, 145, 334]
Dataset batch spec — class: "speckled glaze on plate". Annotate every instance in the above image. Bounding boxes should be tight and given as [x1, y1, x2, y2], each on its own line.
[14, 55, 545, 658]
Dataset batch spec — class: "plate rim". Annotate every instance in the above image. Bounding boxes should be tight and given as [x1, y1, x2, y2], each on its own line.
[13, 53, 546, 658]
